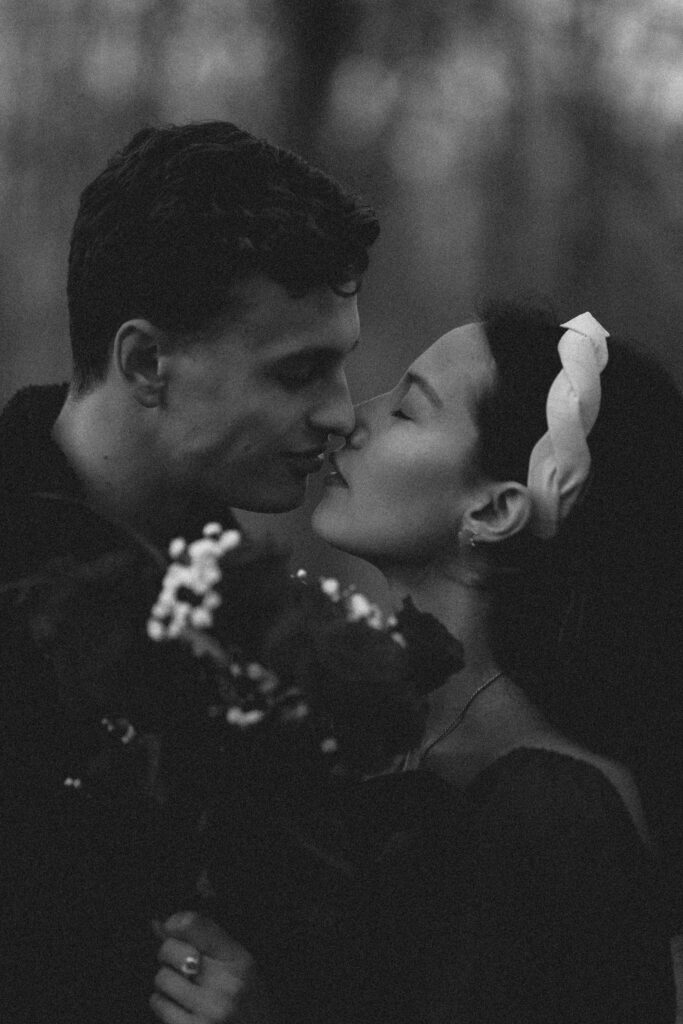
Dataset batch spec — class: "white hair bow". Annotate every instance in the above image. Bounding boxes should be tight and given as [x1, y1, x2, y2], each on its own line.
[526, 311, 609, 539]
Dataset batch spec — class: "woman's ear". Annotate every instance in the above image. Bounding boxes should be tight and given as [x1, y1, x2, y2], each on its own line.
[464, 482, 533, 545]
[114, 319, 167, 408]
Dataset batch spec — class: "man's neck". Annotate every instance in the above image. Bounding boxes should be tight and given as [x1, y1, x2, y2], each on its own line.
[52, 386, 185, 546]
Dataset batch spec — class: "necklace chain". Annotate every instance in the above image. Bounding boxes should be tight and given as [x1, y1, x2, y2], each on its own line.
[413, 669, 505, 767]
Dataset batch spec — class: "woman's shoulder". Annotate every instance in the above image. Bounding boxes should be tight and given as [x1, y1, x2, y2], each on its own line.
[424, 750, 677, 1023]
[466, 741, 652, 852]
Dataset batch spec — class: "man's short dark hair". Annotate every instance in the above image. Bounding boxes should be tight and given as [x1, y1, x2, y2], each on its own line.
[67, 120, 379, 391]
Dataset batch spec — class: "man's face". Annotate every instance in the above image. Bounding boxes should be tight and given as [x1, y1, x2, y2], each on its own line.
[158, 276, 360, 512]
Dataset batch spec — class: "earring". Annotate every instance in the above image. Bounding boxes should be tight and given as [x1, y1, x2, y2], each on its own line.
[459, 528, 479, 549]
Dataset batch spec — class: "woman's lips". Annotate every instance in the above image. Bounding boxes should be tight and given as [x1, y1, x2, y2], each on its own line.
[324, 453, 349, 487]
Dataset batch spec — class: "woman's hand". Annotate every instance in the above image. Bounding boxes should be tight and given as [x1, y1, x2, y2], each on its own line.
[150, 911, 269, 1024]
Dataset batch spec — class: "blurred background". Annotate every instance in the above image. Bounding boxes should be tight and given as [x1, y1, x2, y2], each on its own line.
[1, 0, 682, 602]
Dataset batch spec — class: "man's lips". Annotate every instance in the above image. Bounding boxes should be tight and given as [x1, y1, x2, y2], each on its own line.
[282, 449, 326, 475]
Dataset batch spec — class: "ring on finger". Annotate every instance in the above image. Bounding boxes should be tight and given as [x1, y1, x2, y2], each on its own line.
[179, 951, 202, 980]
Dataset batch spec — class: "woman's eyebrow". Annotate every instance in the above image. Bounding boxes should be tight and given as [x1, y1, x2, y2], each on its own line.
[405, 370, 443, 409]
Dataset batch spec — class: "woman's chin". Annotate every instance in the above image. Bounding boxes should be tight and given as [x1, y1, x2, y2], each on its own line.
[310, 499, 343, 545]
[311, 501, 360, 554]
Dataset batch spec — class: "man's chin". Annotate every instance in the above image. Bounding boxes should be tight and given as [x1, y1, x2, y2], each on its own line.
[230, 483, 308, 515]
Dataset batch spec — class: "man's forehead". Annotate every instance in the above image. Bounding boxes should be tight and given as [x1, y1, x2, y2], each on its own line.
[228, 290, 358, 362]
[229, 276, 360, 351]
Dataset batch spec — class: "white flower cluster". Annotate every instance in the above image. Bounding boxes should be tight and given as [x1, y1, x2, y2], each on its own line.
[222, 659, 311, 730]
[317, 575, 406, 646]
[147, 523, 241, 643]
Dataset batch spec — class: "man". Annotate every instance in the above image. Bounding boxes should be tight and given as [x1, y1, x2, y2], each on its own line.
[0, 121, 378, 1023]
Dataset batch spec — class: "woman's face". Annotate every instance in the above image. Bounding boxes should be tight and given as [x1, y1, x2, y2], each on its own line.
[312, 322, 497, 566]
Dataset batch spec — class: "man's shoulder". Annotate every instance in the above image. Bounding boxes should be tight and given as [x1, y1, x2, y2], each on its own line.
[0, 383, 123, 582]
[0, 490, 123, 583]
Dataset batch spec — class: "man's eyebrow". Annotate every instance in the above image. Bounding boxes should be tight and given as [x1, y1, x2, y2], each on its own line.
[405, 370, 443, 409]
[269, 335, 361, 362]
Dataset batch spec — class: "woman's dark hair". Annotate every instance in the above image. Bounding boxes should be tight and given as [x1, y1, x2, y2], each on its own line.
[476, 300, 683, 918]
[67, 120, 379, 392]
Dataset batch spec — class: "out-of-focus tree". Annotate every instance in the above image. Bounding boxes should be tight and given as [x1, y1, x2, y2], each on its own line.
[0, 0, 681, 596]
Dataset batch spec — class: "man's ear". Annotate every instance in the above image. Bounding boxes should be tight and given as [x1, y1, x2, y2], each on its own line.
[464, 481, 533, 545]
[114, 319, 167, 408]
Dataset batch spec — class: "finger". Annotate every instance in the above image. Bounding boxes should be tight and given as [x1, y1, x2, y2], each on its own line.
[157, 936, 203, 975]
[162, 911, 251, 965]
[155, 965, 237, 1022]
[154, 966, 200, 1012]
[158, 933, 244, 1004]
[149, 991, 194, 1024]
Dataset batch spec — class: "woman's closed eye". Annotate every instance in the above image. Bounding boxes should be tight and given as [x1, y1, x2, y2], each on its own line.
[391, 407, 412, 420]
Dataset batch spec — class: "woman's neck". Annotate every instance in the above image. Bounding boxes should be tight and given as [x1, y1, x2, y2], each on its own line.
[386, 563, 500, 703]
[386, 563, 548, 785]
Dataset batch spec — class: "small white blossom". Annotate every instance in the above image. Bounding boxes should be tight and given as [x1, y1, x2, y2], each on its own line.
[320, 737, 338, 754]
[320, 577, 341, 601]
[257, 671, 279, 695]
[391, 631, 407, 648]
[282, 702, 310, 722]
[346, 592, 384, 627]
[202, 522, 223, 538]
[151, 598, 173, 619]
[188, 537, 220, 561]
[147, 619, 166, 641]
[347, 592, 372, 619]
[63, 776, 82, 788]
[218, 529, 241, 553]
[368, 609, 383, 629]
[190, 607, 213, 629]
[168, 537, 186, 559]
[226, 707, 265, 728]
[166, 614, 188, 639]
[160, 564, 190, 593]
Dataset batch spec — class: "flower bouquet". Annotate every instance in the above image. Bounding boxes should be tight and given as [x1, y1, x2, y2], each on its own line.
[7, 520, 463, 911]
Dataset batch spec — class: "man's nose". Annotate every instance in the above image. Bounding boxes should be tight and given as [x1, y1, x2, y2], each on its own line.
[343, 398, 373, 449]
[308, 369, 356, 439]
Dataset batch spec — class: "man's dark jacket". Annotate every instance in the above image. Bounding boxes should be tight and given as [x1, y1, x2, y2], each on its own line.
[0, 385, 447, 1024]
[0, 385, 210, 1023]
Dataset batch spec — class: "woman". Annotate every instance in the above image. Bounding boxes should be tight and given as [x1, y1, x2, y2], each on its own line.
[310, 301, 682, 1021]
[150, 303, 681, 1022]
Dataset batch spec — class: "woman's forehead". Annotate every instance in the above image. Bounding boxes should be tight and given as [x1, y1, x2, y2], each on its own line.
[413, 322, 495, 398]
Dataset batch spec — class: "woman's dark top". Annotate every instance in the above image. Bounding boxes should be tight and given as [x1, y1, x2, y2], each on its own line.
[414, 746, 676, 1023]
[207, 745, 675, 1023]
